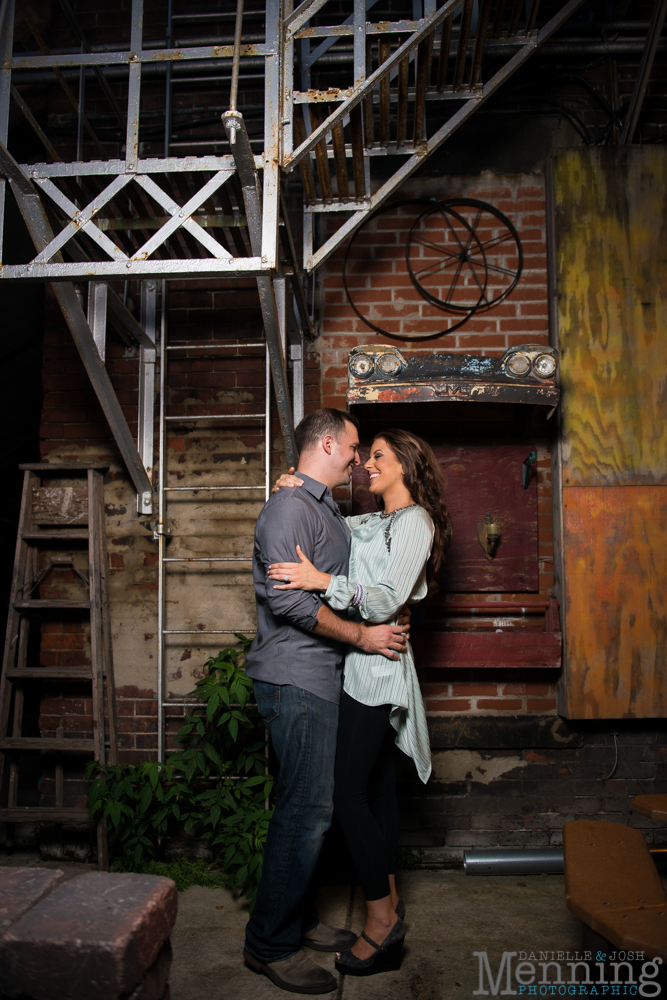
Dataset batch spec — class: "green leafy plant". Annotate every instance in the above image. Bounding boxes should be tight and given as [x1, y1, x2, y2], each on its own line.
[87, 636, 273, 899]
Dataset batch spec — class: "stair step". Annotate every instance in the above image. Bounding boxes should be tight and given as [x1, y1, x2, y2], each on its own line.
[22, 531, 89, 541]
[0, 737, 95, 751]
[13, 600, 90, 610]
[0, 807, 91, 823]
[5, 668, 93, 680]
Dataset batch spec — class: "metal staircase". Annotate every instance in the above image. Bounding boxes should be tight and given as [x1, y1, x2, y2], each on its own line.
[0, 0, 596, 502]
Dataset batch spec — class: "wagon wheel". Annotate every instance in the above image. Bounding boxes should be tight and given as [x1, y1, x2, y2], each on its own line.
[343, 200, 485, 340]
[406, 199, 523, 315]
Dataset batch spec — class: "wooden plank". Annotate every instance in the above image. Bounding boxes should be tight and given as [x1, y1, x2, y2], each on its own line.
[411, 630, 562, 669]
[22, 530, 89, 541]
[20, 463, 108, 471]
[0, 807, 90, 822]
[0, 738, 95, 751]
[594, 907, 667, 963]
[563, 820, 666, 924]
[6, 668, 93, 679]
[559, 485, 667, 718]
[632, 794, 667, 823]
[553, 148, 667, 486]
[14, 600, 90, 610]
[32, 487, 88, 525]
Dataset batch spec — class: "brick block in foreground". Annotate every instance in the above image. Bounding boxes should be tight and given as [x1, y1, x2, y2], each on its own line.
[0, 871, 178, 1000]
[0, 867, 66, 934]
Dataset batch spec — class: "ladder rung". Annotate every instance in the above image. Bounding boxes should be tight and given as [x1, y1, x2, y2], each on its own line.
[163, 486, 265, 491]
[164, 414, 265, 421]
[22, 530, 89, 541]
[0, 807, 91, 823]
[13, 600, 90, 610]
[0, 737, 95, 751]
[166, 342, 265, 350]
[5, 668, 93, 680]
[162, 629, 257, 635]
[163, 557, 251, 563]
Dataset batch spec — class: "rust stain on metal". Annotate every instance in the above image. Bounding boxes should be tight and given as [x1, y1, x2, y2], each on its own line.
[554, 148, 667, 720]
[348, 381, 559, 406]
[561, 485, 666, 719]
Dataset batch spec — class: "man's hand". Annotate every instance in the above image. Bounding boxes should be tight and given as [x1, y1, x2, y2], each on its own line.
[397, 605, 411, 629]
[355, 621, 407, 661]
[313, 605, 407, 660]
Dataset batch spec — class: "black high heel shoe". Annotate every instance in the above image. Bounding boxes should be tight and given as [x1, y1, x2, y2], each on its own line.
[334, 917, 406, 977]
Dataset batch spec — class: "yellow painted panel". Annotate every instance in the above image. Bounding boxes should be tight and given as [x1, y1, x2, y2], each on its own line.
[560, 486, 667, 719]
[553, 148, 667, 486]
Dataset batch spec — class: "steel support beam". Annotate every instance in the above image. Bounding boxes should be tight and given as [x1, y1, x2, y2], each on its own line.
[0, 0, 13, 266]
[0, 141, 152, 501]
[87, 282, 107, 361]
[137, 281, 157, 513]
[306, 0, 590, 271]
[222, 111, 297, 465]
[620, 0, 667, 143]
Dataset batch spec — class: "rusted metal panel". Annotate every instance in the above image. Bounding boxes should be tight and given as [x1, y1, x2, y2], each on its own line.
[347, 344, 560, 407]
[348, 381, 560, 406]
[558, 485, 666, 719]
[352, 444, 539, 591]
[411, 629, 562, 669]
[553, 148, 667, 719]
[553, 148, 667, 487]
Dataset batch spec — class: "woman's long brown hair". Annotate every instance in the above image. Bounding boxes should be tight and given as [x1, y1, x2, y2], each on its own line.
[374, 429, 450, 580]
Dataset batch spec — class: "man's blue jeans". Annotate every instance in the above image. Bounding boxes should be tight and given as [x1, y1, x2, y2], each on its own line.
[244, 682, 339, 962]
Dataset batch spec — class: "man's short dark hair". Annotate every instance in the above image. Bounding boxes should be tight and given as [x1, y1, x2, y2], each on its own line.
[294, 408, 360, 456]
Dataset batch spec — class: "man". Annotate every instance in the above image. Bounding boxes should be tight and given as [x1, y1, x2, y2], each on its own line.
[243, 408, 408, 995]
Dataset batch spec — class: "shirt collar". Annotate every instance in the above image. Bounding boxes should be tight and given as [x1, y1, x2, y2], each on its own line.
[295, 472, 329, 501]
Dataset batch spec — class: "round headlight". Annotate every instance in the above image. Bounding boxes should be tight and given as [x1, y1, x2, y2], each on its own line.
[534, 353, 556, 377]
[507, 353, 531, 376]
[376, 353, 401, 377]
[349, 353, 374, 378]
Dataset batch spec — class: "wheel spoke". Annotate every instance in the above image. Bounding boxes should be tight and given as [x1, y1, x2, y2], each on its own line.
[438, 207, 467, 254]
[484, 260, 519, 278]
[477, 231, 515, 252]
[411, 235, 461, 260]
[413, 257, 456, 280]
[463, 259, 488, 300]
[444, 257, 465, 305]
[463, 206, 483, 253]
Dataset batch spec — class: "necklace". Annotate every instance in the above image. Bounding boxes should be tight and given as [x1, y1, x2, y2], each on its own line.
[377, 503, 416, 553]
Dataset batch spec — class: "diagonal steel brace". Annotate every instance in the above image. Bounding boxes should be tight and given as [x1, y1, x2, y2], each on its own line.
[0, 141, 153, 503]
[222, 110, 298, 465]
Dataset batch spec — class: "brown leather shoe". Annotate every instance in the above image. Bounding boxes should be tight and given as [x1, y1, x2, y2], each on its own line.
[302, 922, 357, 952]
[243, 947, 337, 994]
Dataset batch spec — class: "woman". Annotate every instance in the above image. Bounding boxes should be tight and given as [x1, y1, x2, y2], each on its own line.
[268, 429, 450, 977]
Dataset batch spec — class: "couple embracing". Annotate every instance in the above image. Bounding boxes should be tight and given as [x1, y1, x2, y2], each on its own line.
[242, 408, 449, 994]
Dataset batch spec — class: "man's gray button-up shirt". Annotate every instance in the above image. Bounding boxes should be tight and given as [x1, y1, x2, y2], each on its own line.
[245, 473, 351, 704]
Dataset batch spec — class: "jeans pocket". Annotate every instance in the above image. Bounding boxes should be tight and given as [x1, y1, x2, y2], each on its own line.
[253, 682, 281, 724]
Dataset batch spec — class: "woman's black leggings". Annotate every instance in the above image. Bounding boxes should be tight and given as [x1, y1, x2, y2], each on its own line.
[333, 691, 401, 902]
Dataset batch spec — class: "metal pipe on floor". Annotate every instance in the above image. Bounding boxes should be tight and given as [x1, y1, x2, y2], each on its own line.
[465, 848, 565, 875]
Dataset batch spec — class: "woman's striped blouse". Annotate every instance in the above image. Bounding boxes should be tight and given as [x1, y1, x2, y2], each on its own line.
[324, 504, 434, 784]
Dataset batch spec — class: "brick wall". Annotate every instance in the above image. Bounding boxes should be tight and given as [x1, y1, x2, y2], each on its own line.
[314, 171, 557, 716]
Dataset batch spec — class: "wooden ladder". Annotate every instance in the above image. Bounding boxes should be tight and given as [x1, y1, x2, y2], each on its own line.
[0, 463, 117, 869]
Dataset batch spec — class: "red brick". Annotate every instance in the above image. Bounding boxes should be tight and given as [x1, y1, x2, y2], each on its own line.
[426, 698, 472, 712]
[451, 683, 499, 696]
[475, 698, 524, 710]
[0, 873, 177, 1000]
[527, 698, 557, 712]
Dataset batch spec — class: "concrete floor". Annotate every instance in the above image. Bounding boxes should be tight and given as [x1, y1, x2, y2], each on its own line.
[0, 852, 636, 999]
[170, 870, 583, 1000]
